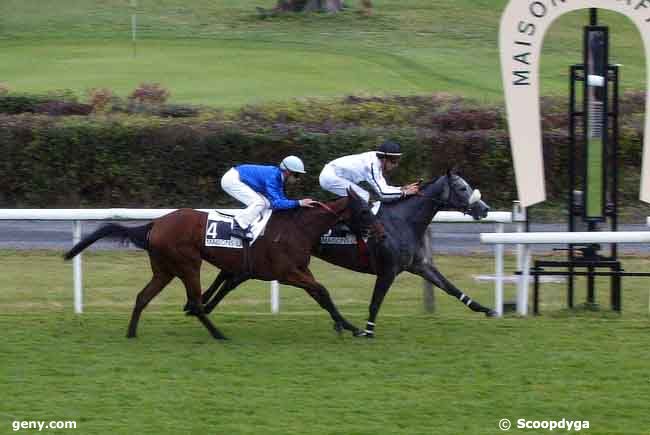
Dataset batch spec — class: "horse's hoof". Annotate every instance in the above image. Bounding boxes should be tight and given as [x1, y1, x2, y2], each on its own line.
[333, 322, 344, 336]
[213, 333, 229, 340]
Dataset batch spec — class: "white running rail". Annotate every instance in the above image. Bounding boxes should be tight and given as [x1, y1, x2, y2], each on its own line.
[0, 206, 523, 314]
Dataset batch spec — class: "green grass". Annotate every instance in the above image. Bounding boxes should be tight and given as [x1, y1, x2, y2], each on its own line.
[0, 0, 646, 107]
[1, 250, 650, 434]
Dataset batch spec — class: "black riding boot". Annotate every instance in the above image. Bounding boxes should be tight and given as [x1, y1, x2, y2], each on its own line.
[230, 221, 252, 241]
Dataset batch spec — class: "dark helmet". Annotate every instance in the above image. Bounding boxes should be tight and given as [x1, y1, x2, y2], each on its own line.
[376, 140, 402, 158]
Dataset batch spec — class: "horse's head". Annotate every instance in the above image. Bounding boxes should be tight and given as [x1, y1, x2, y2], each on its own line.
[440, 170, 490, 220]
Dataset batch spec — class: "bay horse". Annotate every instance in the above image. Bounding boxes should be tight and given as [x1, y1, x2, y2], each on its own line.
[201, 172, 496, 337]
[63, 190, 373, 340]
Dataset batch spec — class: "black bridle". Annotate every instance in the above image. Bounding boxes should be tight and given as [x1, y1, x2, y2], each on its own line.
[415, 175, 479, 215]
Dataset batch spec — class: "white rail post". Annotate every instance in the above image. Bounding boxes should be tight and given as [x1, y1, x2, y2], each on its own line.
[513, 201, 527, 311]
[271, 280, 280, 314]
[517, 245, 532, 316]
[513, 200, 527, 271]
[494, 222, 504, 317]
[72, 220, 83, 314]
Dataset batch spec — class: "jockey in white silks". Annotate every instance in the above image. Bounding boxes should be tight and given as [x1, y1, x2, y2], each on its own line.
[221, 156, 317, 240]
[319, 140, 419, 238]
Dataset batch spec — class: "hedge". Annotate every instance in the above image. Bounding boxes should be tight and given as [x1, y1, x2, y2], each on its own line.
[0, 92, 646, 211]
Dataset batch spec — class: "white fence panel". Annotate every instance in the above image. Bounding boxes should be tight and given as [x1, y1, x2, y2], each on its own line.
[0, 207, 521, 314]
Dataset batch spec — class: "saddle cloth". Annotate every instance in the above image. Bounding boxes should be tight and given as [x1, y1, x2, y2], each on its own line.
[204, 209, 272, 249]
[319, 201, 379, 245]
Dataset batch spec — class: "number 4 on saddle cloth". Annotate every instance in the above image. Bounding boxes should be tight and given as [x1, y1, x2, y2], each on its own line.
[204, 209, 272, 249]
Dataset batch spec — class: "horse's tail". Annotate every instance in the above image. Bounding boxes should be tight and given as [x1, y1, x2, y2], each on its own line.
[63, 223, 153, 260]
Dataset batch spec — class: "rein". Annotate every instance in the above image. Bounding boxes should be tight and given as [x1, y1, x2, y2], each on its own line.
[414, 177, 451, 207]
[313, 201, 339, 216]
[290, 200, 345, 232]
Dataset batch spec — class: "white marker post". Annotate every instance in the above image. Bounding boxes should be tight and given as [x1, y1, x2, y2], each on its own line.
[131, 0, 137, 58]
[72, 221, 83, 314]
[271, 281, 280, 314]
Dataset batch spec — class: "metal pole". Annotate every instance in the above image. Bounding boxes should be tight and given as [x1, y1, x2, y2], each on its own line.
[590, 8, 597, 26]
[271, 280, 280, 314]
[73, 221, 83, 314]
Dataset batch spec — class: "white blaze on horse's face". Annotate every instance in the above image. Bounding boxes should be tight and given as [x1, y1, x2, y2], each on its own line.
[468, 189, 481, 205]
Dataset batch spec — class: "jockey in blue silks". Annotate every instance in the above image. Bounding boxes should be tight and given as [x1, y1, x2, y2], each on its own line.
[221, 156, 317, 240]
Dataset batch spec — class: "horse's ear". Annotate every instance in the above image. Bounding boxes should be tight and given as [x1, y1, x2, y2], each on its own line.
[447, 166, 459, 176]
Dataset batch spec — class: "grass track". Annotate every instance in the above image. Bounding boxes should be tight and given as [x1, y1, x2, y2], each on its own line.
[1, 251, 650, 434]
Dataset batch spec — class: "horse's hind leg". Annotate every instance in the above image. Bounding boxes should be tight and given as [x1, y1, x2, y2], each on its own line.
[127, 270, 173, 338]
[180, 267, 227, 340]
[283, 268, 360, 336]
[409, 262, 496, 317]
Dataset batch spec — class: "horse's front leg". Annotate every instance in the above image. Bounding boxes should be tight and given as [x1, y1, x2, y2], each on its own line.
[355, 273, 397, 338]
[408, 261, 496, 317]
[282, 268, 360, 336]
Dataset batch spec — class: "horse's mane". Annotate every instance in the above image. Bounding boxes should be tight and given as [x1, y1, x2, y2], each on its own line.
[419, 176, 441, 190]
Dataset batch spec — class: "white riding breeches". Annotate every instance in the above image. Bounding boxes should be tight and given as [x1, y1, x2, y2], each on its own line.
[220, 167, 270, 229]
[319, 164, 370, 202]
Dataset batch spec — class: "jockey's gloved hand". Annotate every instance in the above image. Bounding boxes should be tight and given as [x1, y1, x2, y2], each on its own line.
[401, 183, 419, 197]
[299, 198, 317, 207]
